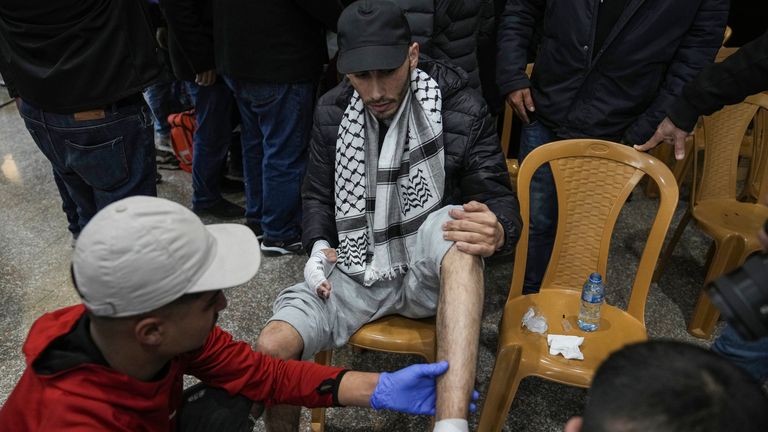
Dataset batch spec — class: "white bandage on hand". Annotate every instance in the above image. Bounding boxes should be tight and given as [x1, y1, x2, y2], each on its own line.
[304, 240, 334, 299]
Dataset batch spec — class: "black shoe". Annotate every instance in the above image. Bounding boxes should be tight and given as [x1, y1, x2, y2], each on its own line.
[246, 222, 263, 240]
[193, 199, 244, 220]
[220, 176, 245, 194]
[260, 237, 303, 256]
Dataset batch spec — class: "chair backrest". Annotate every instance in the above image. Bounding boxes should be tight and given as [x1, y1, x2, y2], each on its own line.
[746, 106, 768, 203]
[696, 94, 768, 203]
[723, 25, 733, 45]
[510, 140, 678, 322]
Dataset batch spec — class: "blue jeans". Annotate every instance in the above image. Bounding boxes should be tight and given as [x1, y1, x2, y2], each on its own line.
[142, 81, 173, 137]
[519, 120, 560, 294]
[712, 324, 768, 383]
[223, 77, 313, 241]
[52, 170, 81, 236]
[185, 80, 235, 209]
[19, 99, 157, 230]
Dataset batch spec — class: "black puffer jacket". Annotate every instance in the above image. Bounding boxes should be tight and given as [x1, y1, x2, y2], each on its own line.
[497, 0, 729, 144]
[392, 0, 483, 91]
[302, 58, 521, 256]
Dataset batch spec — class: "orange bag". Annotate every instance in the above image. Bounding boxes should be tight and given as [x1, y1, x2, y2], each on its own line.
[167, 109, 196, 173]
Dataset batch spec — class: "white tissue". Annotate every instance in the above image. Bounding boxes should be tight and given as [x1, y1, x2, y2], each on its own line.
[521, 307, 548, 334]
[547, 334, 585, 360]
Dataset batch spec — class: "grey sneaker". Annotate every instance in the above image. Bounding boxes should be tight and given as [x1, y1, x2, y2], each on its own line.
[260, 237, 303, 256]
[155, 133, 174, 154]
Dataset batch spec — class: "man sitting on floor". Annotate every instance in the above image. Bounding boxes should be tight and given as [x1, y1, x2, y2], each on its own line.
[0, 196, 455, 431]
[255, 2, 521, 432]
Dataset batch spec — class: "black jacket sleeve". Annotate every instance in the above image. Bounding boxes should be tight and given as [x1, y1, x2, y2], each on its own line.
[301, 101, 341, 254]
[495, 0, 546, 97]
[621, 0, 729, 143]
[160, 0, 215, 75]
[668, 30, 768, 132]
[459, 108, 522, 256]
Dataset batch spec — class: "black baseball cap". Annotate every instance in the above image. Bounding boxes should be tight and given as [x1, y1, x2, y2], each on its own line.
[336, 0, 412, 74]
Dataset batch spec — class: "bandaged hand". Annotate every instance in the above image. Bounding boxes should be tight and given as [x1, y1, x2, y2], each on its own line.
[303, 241, 337, 299]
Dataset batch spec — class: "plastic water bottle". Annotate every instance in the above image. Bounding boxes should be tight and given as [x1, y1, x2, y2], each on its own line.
[577, 273, 604, 332]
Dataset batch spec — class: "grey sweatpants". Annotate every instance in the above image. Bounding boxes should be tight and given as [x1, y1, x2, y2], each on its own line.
[269, 206, 458, 359]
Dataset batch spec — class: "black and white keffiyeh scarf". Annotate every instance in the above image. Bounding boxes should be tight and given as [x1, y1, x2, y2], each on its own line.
[335, 68, 445, 286]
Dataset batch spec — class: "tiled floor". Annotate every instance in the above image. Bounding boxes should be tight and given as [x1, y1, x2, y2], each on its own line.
[0, 100, 718, 431]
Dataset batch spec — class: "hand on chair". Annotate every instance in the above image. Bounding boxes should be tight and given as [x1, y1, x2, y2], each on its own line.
[634, 117, 692, 160]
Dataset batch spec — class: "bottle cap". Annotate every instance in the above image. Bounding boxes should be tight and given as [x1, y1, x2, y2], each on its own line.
[589, 272, 603, 283]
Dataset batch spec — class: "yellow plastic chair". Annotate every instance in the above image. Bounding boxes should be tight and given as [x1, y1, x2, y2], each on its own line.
[741, 106, 768, 203]
[654, 93, 768, 339]
[310, 316, 436, 431]
[477, 139, 678, 432]
[645, 45, 740, 198]
[723, 25, 733, 45]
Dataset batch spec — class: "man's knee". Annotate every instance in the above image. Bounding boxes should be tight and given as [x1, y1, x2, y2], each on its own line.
[415, 206, 459, 264]
[255, 321, 304, 360]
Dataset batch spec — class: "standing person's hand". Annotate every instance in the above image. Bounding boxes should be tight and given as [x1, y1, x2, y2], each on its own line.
[633, 117, 692, 160]
[506, 88, 536, 124]
[442, 201, 505, 257]
[195, 70, 217, 86]
[304, 248, 337, 299]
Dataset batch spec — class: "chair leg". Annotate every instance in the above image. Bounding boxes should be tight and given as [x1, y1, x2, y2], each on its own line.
[653, 208, 692, 283]
[688, 238, 746, 339]
[477, 344, 524, 432]
[310, 350, 333, 432]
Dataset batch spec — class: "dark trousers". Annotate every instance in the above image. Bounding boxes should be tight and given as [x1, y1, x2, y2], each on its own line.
[179, 383, 256, 432]
[185, 80, 235, 210]
[19, 98, 157, 230]
[223, 77, 314, 241]
[518, 120, 560, 294]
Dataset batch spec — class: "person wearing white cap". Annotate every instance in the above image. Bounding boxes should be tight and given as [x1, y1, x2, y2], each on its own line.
[0, 196, 464, 431]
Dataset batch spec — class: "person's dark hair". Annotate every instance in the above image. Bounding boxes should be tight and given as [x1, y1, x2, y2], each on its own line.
[581, 340, 768, 432]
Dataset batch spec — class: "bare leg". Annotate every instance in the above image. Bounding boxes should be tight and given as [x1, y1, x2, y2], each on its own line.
[436, 245, 484, 421]
[255, 321, 305, 432]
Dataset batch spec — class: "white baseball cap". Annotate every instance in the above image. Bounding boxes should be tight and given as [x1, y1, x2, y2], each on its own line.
[72, 196, 261, 317]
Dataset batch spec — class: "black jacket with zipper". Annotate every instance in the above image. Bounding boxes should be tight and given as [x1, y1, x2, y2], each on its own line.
[496, 0, 729, 144]
[302, 58, 522, 256]
[0, 0, 162, 113]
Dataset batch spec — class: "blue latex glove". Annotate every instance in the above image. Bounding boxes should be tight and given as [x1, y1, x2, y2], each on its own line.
[370, 361, 481, 415]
